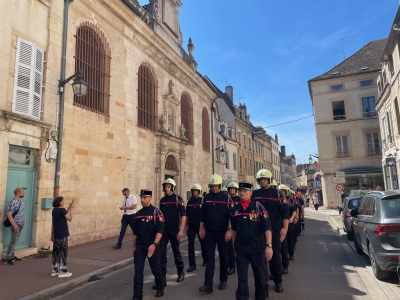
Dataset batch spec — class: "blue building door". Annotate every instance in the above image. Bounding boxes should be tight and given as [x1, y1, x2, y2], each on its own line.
[2, 146, 36, 251]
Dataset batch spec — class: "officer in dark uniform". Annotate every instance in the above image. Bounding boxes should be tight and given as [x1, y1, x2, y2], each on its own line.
[186, 184, 206, 272]
[277, 185, 293, 274]
[199, 174, 231, 293]
[296, 192, 305, 232]
[231, 182, 273, 300]
[132, 189, 164, 300]
[227, 181, 241, 276]
[157, 178, 186, 289]
[282, 188, 297, 262]
[251, 169, 289, 293]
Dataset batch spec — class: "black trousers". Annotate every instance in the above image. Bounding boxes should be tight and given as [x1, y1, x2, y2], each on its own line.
[281, 236, 289, 268]
[187, 224, 206, 267]
[228, 240, 236, 269]
[287, 223, 295, 256]
[236, 251, 266, 300]
[117, 214, 135, 246]
[133, 243, 163, 297]
[268, 231, 283, 284]
[160, 227, 184, 275]
[204, 231, 228, 286]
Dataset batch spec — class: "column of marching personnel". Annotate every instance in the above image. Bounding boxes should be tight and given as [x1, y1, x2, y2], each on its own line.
[130, 169, 305, 300]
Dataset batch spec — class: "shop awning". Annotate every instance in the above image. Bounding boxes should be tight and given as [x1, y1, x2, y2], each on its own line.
[339, 166, 383, 174]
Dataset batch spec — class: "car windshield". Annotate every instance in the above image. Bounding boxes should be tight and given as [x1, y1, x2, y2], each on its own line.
[347, 199, 361, 209]
[382, 198, 400, 219]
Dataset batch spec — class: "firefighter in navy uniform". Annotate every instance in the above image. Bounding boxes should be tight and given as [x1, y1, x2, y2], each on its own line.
[251, 169, 289, 293]
[186, 184, 206, 272]
[156, 178, 187, 289]
[199, 174, 232, 293]
[296, 192, 305, 232]
[281, 186, 296, 261]
[231, 182, 273, 300]
[278, 185, 294, 274]
[227, 181, 241, 276]
[132, 190, 164, 300]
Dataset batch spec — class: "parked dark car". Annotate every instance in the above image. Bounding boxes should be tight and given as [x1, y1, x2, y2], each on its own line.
[340, 196, 362, 240]
[351, 191, 400, 280]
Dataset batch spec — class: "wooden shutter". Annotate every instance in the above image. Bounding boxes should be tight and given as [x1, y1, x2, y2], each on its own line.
[12, 37, 44, 119]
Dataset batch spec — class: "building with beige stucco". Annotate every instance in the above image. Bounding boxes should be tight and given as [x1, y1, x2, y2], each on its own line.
[253, 126, 272, 175]
[308, 39, 385, 208]
[271, 134, 281, 183]
[0, 0, 216, 257]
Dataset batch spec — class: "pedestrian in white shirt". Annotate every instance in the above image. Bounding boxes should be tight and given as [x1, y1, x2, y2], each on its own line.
[312, 193, 320, 211]
[113, 188, 137, 249]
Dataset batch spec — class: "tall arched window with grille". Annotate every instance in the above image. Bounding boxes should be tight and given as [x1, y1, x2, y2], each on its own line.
[138, 64, 158, 131]
[202, 107, 210, 152]
[75, 22, 111, 116]
[181, 93, 193, 145]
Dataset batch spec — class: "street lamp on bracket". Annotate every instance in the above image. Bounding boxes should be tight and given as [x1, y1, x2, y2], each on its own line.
[308, 154, 319, 165]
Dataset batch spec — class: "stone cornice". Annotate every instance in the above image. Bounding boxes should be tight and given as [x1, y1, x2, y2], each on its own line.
[309, 71, 379, 88]
[1, 110, 53, 128]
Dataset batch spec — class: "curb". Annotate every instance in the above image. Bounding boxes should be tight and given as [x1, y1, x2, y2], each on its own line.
[19, 237, 188, 300]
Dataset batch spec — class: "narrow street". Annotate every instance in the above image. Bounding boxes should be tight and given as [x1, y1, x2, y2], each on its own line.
[54, 208, 383, 300]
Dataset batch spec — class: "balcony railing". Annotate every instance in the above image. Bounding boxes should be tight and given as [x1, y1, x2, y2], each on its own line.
[367, 149, 382, 156]
[336, 151, 350, 158]
[333, 115, 346, 120]
[363, 111, 377, 117]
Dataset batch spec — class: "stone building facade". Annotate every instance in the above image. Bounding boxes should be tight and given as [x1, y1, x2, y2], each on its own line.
[253, 126, 272, 174]
[376, 8, 400, 191]
[309, 39, 385, 208]
[0, 0, 215, 256]
[271, 134, 281, 183]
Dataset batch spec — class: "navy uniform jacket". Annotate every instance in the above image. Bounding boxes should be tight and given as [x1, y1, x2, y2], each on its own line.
[200, 191, 230, 232]
[133, 204, 165, 245]
[251, 187, 290, 233]
[186, 196, 202, 226]
[230, 201, 272, 253]
[159, 193, 186, 230]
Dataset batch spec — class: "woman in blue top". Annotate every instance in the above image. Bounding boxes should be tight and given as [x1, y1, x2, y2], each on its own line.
[51, 196, 74, 278]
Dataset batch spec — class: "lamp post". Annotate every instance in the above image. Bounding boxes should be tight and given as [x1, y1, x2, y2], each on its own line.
[308, 154, 319, 165]
[54, 0, 88, 197]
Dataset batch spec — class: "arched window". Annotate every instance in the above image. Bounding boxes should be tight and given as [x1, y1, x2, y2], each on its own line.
[138, 64, 158, 131]
[165, 155, 178, 171]
[181, 93, 193, 145]
[75, 22, 111, 116]
[202, 107, 210, 152]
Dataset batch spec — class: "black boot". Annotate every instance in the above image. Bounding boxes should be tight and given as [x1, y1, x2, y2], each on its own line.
[152, 276, 167, 290]
[289, 255, 294, 261]
[199, 285, 213, 293]
[283, 267, 288, 275]
[227, 268, 235, 275]
[265, 289, 269, 299]
[269, 274, 274, 281]
[187, 265, 196, 272]
[275, 282, 283, 293]
[177, 271, 185, 282]
[219, 281, 227, 290]
[202, 261, 206, 267]
[132, 297, 142, 300]
[156, 288, 164, 297]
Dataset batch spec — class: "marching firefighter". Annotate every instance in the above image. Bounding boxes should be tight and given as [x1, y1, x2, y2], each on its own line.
[251, 169, 289, 293]
[186, 184, 206, 271]
[132, 190, 164, 299]
[227, 181, 241, 276]
[231, 182, 273, 300]
[221, 187, 228, 194]
[156, 178, 187, 289]
[278, 185, 294, 273]
[296, 192, 305, 232]
[199, 174, 231, 293]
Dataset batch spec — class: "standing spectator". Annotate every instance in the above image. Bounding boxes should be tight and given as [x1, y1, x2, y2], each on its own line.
[376, 186, 383, 191]
[51, 196, 74, 277]
[4, 187, 25, 265]
[113, 188, 137, 249]
[312, 193, 320, 211]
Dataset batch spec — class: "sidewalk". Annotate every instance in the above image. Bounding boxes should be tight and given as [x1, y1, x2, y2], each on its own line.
[0, 236, 135, 300]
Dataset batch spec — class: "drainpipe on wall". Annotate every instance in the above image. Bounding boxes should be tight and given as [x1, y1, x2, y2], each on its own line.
[54, 0, 74, 197]
[211, 97, 218, 174]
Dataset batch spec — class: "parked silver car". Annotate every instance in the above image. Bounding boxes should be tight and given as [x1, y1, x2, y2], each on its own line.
[351, 191, 400, 280]
[340, 195, 362, 240]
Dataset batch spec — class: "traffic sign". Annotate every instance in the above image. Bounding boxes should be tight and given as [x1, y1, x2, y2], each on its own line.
[336, 191, 344, 195]
[336, 184, 344, 192]
[333, 171, 345, 184]
[315, 175, 321, 182]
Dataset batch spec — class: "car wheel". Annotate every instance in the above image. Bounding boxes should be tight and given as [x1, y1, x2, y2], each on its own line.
[368, 242, 389, 281]
[354, 238, 364, 255]
[346, 231, 354, 240]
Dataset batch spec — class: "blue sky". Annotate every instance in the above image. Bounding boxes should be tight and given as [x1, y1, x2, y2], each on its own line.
[139, 0, 398, 164]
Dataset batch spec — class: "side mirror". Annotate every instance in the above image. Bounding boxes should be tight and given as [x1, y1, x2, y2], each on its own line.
[350, 208, 359, 218]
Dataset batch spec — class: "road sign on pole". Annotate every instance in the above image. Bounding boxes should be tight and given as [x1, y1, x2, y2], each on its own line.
[332, 171, 345, 184]
[336, 184, 344, 192]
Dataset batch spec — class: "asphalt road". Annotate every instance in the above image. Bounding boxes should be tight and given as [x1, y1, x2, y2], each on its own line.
[54, 209, 374, 300]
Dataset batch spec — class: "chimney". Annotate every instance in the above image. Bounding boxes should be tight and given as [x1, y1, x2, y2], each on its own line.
[225, 85, 233, 103]
[281, 145, 286, 157]
[275, 134, 278, 143]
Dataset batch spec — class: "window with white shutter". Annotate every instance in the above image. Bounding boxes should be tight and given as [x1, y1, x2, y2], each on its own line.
[12, 37, 44, 119]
